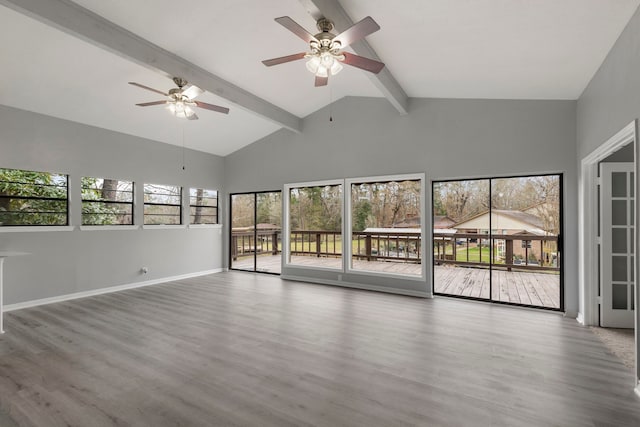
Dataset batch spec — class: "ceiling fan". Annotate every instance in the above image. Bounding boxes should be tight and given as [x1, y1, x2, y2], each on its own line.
[128, 77, 229, 120]
[262, 16, 385, 87]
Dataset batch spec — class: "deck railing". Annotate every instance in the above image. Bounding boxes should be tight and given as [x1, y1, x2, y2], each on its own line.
[433, 232, 559, 272]
[231, 229, 560, 272]
[231, 230, 280, 261]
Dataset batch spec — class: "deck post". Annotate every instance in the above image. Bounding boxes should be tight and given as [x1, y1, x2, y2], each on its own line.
[316, 233, 321, 257]
[272, 232, 279, 255]
[506, 239, 513, 271]
[366, 234, 372, 261]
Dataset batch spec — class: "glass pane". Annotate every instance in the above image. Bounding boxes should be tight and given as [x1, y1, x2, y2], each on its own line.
[612, 255, 628, 282]
[612, 228, 627, 253]
[433, 179, 490, 300]
[143, 184, 181, 204]
[256, 192, 282, 274]
[612, 284, 628, 309]
[490, 175, 561, 309]
[351, 179, 421, 277]
[143, 205, 181, 225]
[612, 200, 627, 225]
[231, 194, 256, 272]
[189, 188, 217, 207]
[612, 172, 627, 197]
[288, 184, 343, 269]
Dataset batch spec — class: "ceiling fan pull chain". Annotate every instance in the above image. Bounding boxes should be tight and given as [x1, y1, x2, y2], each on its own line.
[329, 87, 333, 122]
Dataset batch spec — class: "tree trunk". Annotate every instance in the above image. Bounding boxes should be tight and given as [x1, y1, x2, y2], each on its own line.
[101, 179, 118, 201]
[194, 188, 204, 223]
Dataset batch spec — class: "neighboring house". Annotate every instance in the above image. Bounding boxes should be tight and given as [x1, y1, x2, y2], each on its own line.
[452, 209, 556, 264]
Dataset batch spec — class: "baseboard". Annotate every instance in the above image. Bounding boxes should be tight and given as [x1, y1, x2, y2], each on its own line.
[564, 310, 578, 320]
[4, 268, 224, 312]
[635, 382, 640, 399]
[281, 274, 431, 298]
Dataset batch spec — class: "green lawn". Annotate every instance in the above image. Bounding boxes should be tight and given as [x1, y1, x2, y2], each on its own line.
[455, 246, 491, 263]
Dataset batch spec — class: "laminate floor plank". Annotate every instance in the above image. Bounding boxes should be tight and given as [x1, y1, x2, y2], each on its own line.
[0, 271, 638, 426]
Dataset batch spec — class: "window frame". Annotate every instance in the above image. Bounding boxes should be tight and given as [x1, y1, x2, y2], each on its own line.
[0, 167, 69, 228]
[189, 187, 219, 225]
[283, 179, 345, 272]
[345, 173, 426, 280]
[80, 176, 135, 227]
[142, 183, 183, 226]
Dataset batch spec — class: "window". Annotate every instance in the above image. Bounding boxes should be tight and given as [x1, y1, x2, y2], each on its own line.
[143, 183, 182, 225]
[347, 175, 424, 278]
[189, 188, 218, 224]
[81, 177, 134, 225]
[286, 181, 342, 270]
[0, 167, 68, 226]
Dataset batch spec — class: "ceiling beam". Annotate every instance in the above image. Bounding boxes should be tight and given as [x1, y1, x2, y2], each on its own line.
[0, 0, 302, 133]
[298, 0, 409, 114]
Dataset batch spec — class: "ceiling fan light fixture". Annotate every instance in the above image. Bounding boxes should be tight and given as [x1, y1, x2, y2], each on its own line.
[305, 51, 343, 77]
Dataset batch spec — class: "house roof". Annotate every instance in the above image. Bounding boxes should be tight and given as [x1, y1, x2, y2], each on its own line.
[453, 209, 546, 232]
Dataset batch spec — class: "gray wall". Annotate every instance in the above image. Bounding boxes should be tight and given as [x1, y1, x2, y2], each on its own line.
[577, 4, 640, 386]
[577, 6, 640, 157]
[0, 105, 225, 305]
[225, 97, 578, 312]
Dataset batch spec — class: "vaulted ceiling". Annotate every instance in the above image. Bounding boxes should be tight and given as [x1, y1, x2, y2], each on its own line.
[0, 0, 638, 156]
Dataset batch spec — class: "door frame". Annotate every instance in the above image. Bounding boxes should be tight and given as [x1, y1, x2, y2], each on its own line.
[579, 120, 637, 326]
[432, 173, 564, 311]
[229, 190, 282, 275]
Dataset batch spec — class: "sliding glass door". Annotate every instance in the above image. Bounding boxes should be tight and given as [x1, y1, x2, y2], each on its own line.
[433, 174, 562, 310]
[230, 191, 282, 274]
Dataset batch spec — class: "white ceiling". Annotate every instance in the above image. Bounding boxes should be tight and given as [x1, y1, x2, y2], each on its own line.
[0, 0, 638, 156]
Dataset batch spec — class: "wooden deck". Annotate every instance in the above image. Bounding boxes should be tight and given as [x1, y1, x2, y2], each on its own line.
[232, 255, 560, 309]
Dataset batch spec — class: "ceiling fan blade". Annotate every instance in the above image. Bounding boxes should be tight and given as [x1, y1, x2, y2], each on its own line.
[275, 16, 318, 44]
[135, 100, 168, 107]
[262, 52, 307, 67]
[341, 52, 385, 74]
[128, 82, 168, 96]
[186, 112, 199, 121]
[181, 84, 204, 100]
[315, 75, 328, 87]
[195, 101, 230, 114]
[332, 16, 380, 48]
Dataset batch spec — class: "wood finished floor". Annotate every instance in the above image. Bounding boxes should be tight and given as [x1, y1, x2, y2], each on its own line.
[0, 271, 638, 426]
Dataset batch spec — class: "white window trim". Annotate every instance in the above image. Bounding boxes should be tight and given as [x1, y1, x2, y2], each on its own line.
[0, 226, 74, 233]
[80, 225, 140, 231]
[345, 173, 426, 281]
[142, 224, 187, 230]
[188, 223, 222, 229]
[283, 179, 345, 272]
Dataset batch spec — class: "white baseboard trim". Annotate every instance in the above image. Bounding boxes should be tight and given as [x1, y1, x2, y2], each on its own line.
[564, 310, 578, 320]
[4, 268, 224, 312]
[281, 274, 431, 298]
[635, 382, 640, 399]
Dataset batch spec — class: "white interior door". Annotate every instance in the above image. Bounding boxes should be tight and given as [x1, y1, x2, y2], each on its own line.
[600, 162, 635, 328]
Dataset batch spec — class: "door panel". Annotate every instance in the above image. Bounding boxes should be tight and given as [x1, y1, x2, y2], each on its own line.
[600, 163, 635, 328]
[230, 191, 282, 274]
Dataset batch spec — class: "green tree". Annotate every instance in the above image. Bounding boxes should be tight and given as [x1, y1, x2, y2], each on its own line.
[0, 168, 68, 225]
